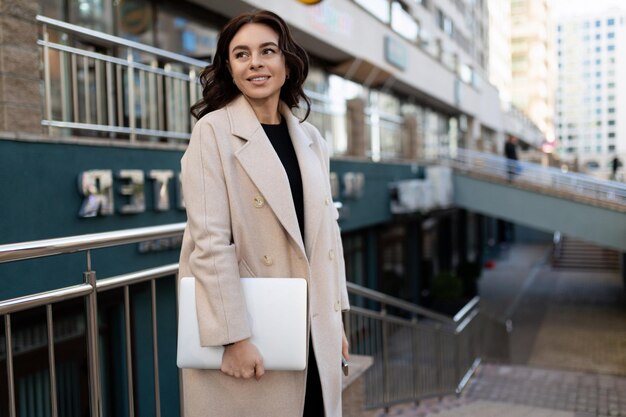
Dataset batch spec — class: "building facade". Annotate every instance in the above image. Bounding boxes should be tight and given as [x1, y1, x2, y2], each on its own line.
[510, 0, 556, 147]
[555, 6, 626, 178]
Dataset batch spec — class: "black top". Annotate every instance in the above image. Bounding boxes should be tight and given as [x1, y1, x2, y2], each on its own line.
[504, 141, 518, 160]
[261, 119, 305, 240]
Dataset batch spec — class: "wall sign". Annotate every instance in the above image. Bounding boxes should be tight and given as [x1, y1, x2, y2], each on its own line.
[78, 169, 185, 218]
[384, 36, 407, 71]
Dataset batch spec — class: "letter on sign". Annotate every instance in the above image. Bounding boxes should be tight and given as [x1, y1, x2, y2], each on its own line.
[148, 170, 174, 211]
[118, 170, 145, 214]
[78, 170, 114, 217]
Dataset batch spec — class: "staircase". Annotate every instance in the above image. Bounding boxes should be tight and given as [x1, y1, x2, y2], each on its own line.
[553, 236, 621, 271]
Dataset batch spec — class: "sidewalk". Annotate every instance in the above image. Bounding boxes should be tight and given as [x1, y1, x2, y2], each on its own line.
[479, 243, 626, 375]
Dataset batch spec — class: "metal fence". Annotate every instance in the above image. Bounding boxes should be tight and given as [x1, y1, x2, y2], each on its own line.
[442, 148, 626, 209]
[38, 15, 206, 143]
[344, 283, 509, 410]
[0, 223, 509, 416]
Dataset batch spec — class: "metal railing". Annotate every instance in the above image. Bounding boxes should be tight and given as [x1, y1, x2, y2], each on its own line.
[38, 15, 206, 143]
[441, 148, 626, 209]
[344, 283, 509, 410]
[0, 223, 510, 416]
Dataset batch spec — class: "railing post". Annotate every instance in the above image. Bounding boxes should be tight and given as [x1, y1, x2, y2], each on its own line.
[454, 332, 461, 390]
[4, 314, 17, 417]
[47, 304, 59, 417]
[435, 323, 443, 395]
[411, 316, 420, 404]
[381, 304, 390, 410]
[127, 49, 136, 143]
[151, 279, 161, 417]
[43, 24, 52, 131]
[84, 268, 102, 417]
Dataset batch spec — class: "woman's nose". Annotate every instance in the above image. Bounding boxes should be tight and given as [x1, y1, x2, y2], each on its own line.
[249, 52, 263, 69]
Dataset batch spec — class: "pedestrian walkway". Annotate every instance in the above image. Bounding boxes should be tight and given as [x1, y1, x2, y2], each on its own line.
[479, 243, 626, 375]
[383, 364, 626, 417]
[377, 242, 626, 417]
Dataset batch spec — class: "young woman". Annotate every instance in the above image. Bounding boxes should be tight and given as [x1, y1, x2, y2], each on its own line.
[178, 10, 350, 417]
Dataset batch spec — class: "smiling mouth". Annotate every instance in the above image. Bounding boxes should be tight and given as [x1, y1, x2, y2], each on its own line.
[247, 76, 270, 82]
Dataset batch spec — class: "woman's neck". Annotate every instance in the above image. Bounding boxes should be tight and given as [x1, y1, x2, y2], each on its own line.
[245, 96, 281, 124]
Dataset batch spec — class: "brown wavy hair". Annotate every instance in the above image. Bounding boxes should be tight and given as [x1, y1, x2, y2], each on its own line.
[190, 10, 311, 121]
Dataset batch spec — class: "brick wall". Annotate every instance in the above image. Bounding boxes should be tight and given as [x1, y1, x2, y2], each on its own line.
[0, 0, 42, 133]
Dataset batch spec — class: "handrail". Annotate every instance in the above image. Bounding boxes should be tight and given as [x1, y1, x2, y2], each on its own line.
[442, 148, 626, 207]
[0, 223, 186, 264]
[346, 281, 455, 325]
[36, 15, 208, 68]
[0, 219, 467, 327]
[0, 223, 507, 414]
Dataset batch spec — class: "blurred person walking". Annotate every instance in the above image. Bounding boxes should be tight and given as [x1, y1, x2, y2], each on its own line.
[610, 155, 621, 181]
[504, 136, 519, 182]
[178, 10, 350, 417]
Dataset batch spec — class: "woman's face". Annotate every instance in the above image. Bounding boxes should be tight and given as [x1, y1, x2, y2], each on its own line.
[227, 23, 288, 107]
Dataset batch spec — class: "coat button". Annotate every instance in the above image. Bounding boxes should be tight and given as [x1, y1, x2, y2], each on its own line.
[253, 195, 264, 208]
[334, 300, 341, 311]
[324, 197, 330, 206]
[328, 249, 335, 260]
[262, 255, 273, 266]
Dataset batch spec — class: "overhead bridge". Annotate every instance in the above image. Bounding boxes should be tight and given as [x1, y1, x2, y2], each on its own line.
[443, 150, 626, 252]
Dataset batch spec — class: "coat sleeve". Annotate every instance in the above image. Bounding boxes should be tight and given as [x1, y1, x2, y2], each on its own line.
[312, 126, 351, 312]
[181, 119, 251, 346]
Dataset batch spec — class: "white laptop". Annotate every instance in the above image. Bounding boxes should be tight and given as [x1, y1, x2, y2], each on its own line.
[177, 277, 307, 371]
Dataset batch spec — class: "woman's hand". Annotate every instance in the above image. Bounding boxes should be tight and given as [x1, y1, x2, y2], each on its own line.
[342, 329, 350, 361]
[221, 339, 265, 380]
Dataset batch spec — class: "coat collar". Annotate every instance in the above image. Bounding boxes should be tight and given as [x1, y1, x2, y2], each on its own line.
[228, 95, 324, 259]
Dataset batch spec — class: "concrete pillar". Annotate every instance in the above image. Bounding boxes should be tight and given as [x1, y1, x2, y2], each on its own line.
[346, 97, 366, 158]
[0, 0, 42, 133]
[402, 113, 418, 160]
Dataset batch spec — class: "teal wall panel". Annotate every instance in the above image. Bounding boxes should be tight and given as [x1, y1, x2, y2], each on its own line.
[0, 139, 185, 300]
[329, 159, 421, 232]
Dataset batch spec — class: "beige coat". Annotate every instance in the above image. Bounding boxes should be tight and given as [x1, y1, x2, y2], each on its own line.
[178, 95, 350, 417]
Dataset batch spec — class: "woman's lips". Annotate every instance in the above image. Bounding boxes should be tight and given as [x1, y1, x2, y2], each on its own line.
[247, 75, 271, 85]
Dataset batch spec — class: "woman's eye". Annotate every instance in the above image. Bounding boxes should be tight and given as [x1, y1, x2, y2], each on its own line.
[234, 51, 249, 59]
[263, 48, 276, 55]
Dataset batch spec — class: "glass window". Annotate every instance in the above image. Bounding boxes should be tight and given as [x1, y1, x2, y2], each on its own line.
[608, 120, 615, 126]
[392, 1, 419, 42]
[156, 4, 219, 59]
[607, 18, 615, 26]
[608, 32, 615, 38]
[608, 108, 615, 113]
[355, 0, 390, 23]
[115, 0, 152, 44]
[608, 45, 615, 51]
[608, 145, 615, 151]
[595, 20, 601, 27]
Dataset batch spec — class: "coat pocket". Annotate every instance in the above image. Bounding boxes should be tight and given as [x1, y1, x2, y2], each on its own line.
[238, 258, 256, 278]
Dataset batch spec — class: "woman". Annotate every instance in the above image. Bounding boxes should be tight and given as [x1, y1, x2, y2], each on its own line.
[178, 10, 350, 417]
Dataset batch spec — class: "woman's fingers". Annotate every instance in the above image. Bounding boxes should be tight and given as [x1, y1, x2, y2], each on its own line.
[255, 359, 265, 380]
[342, 330, 350, 360]
[220, 339, 264, 380]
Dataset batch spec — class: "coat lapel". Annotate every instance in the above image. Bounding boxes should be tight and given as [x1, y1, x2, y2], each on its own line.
[230, 96, 305, 255]
[280, 103, 326, 258]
